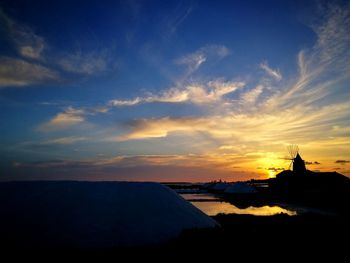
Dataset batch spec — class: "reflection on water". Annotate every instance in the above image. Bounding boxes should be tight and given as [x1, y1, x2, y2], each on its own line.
[181, 193, 220, 201]
[191, 201, 297, 216]
[180, 193, 297, 216]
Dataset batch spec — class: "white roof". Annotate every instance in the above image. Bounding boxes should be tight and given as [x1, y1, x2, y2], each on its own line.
[0, 181, 217, 248]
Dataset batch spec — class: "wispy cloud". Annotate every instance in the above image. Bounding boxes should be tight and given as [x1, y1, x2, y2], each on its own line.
[240, 85, 264, 105]
[4, 3, 350, 180]
[93, 106, 109, 113]
[115, 117, 203, 141]
[218, 145, 234, 150]
[164, 2, 194, 35]
[267, 167, 284, 172]
[109, 79, 244, 106]
[109, 97, 142, 107]
[11, 153, 254, 181]
[0, 57, 59, 87]
[109, 44, 232, 107]
[314, 3, 350, 66]
[175, 53, 206, 73]
[0, 8, 115, 88]
[260, 62, 282, 81]
[57, 50, 112, 75]
[13, 153, 246, 173]
[17, 137, 87, 152]
[43, 136, 87, 145]
[305, 161, 321, 165]
[265, 3, 350, 112]
[39, 107, 86, 131]
[114, 100, 350, 143]
[107, 2, 350, 166]
[33, 2, 350, 178]
[175, 45, 230, 75]
[0, 8, 45, 59]
[38, 105, 109, 131]
[335, 160, 350, 164]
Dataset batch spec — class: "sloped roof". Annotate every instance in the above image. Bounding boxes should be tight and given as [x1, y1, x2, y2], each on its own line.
[0, 181, 218, 248]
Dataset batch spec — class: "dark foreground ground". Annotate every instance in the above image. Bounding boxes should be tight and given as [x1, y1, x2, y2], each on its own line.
[3, 213, 348, 260]
[173, 213, 349, 251]
[2, 177, 349, 259]
[125, 213, 349, 260]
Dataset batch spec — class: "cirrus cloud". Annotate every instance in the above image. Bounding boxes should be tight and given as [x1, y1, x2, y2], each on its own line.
[0, 8, 116, 88]
[175, 44, 230, 75]
[260, 62, 282, 81]
[0, 57, 59, 87]
[0, 8, 45, 60]
[109, 80, 245, 106]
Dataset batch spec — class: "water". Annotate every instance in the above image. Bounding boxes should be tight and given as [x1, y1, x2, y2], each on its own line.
[181, 193, 221, 201]
[190, 201, 297, 216]
[180, 193, 297, 216]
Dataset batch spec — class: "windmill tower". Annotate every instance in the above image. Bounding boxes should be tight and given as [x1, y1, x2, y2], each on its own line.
[287, 145, 306, 175]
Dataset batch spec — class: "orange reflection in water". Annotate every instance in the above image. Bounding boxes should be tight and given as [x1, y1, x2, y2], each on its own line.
[191, 201, 297, 216]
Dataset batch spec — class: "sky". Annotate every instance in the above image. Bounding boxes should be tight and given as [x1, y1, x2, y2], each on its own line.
[0, 0, 350, 182]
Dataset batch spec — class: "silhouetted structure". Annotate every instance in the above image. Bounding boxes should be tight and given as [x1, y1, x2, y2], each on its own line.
[293, 153, 306, 175]
[286, 145, 306, 175]
[272, 148, 350, 213]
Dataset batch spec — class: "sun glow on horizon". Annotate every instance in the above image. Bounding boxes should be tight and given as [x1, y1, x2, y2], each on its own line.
[268, 170, 276, 179]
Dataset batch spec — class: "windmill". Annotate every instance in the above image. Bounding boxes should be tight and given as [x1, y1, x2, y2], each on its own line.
[285, 145, 306, 174]
[286, 145, 299, 170]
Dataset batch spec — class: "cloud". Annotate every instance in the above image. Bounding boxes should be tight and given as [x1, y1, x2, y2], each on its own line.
[113, 100, 350, 144]
[0, 8, 45, 59]
[0, 8, 114, 88]
[44, 136, 87, 145]
[305, 161, 321, 165]
[10, 153, 256, 181]
[4, 3, 350, 181]
[57, 51, 111, 75]
[13, 153, 245, 172]
[314, 4, 350, 66]
[39, 107, 86, 131]
[335, 160, 350, 164]
[115, 117, 202, 141]
[110, 97, 142, 107]
[18, 137, 87, 152]
[265, 3, 350, 112]
[109, 80, 244, 106]
[267, 167, 284, 172]
[0, 57, 59, 87]
[38, 105, 110, 131]
[175, 45, 230, 74]
[260, 62, 282, 81]
[93, 106, 109, 113]
[219, 145, 234, 150]
[108, 6, 350, 151]
[241, 85, 264, 105]
[163, 2, 194, 35]
[175, 53, 206, 73]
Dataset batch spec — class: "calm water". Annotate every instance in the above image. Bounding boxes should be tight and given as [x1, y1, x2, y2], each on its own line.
[181, 193, 221, 201]
[180, 193, 297, 216]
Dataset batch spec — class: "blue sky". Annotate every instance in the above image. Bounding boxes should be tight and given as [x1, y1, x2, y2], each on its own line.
[1, 0, 350, 181]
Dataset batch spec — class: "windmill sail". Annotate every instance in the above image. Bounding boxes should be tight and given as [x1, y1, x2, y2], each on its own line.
[287, 145, 299, 159]
[286, 145, 306, 174]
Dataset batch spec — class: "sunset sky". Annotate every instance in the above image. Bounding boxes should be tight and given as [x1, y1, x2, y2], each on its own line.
[1, 0, 349, 182]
